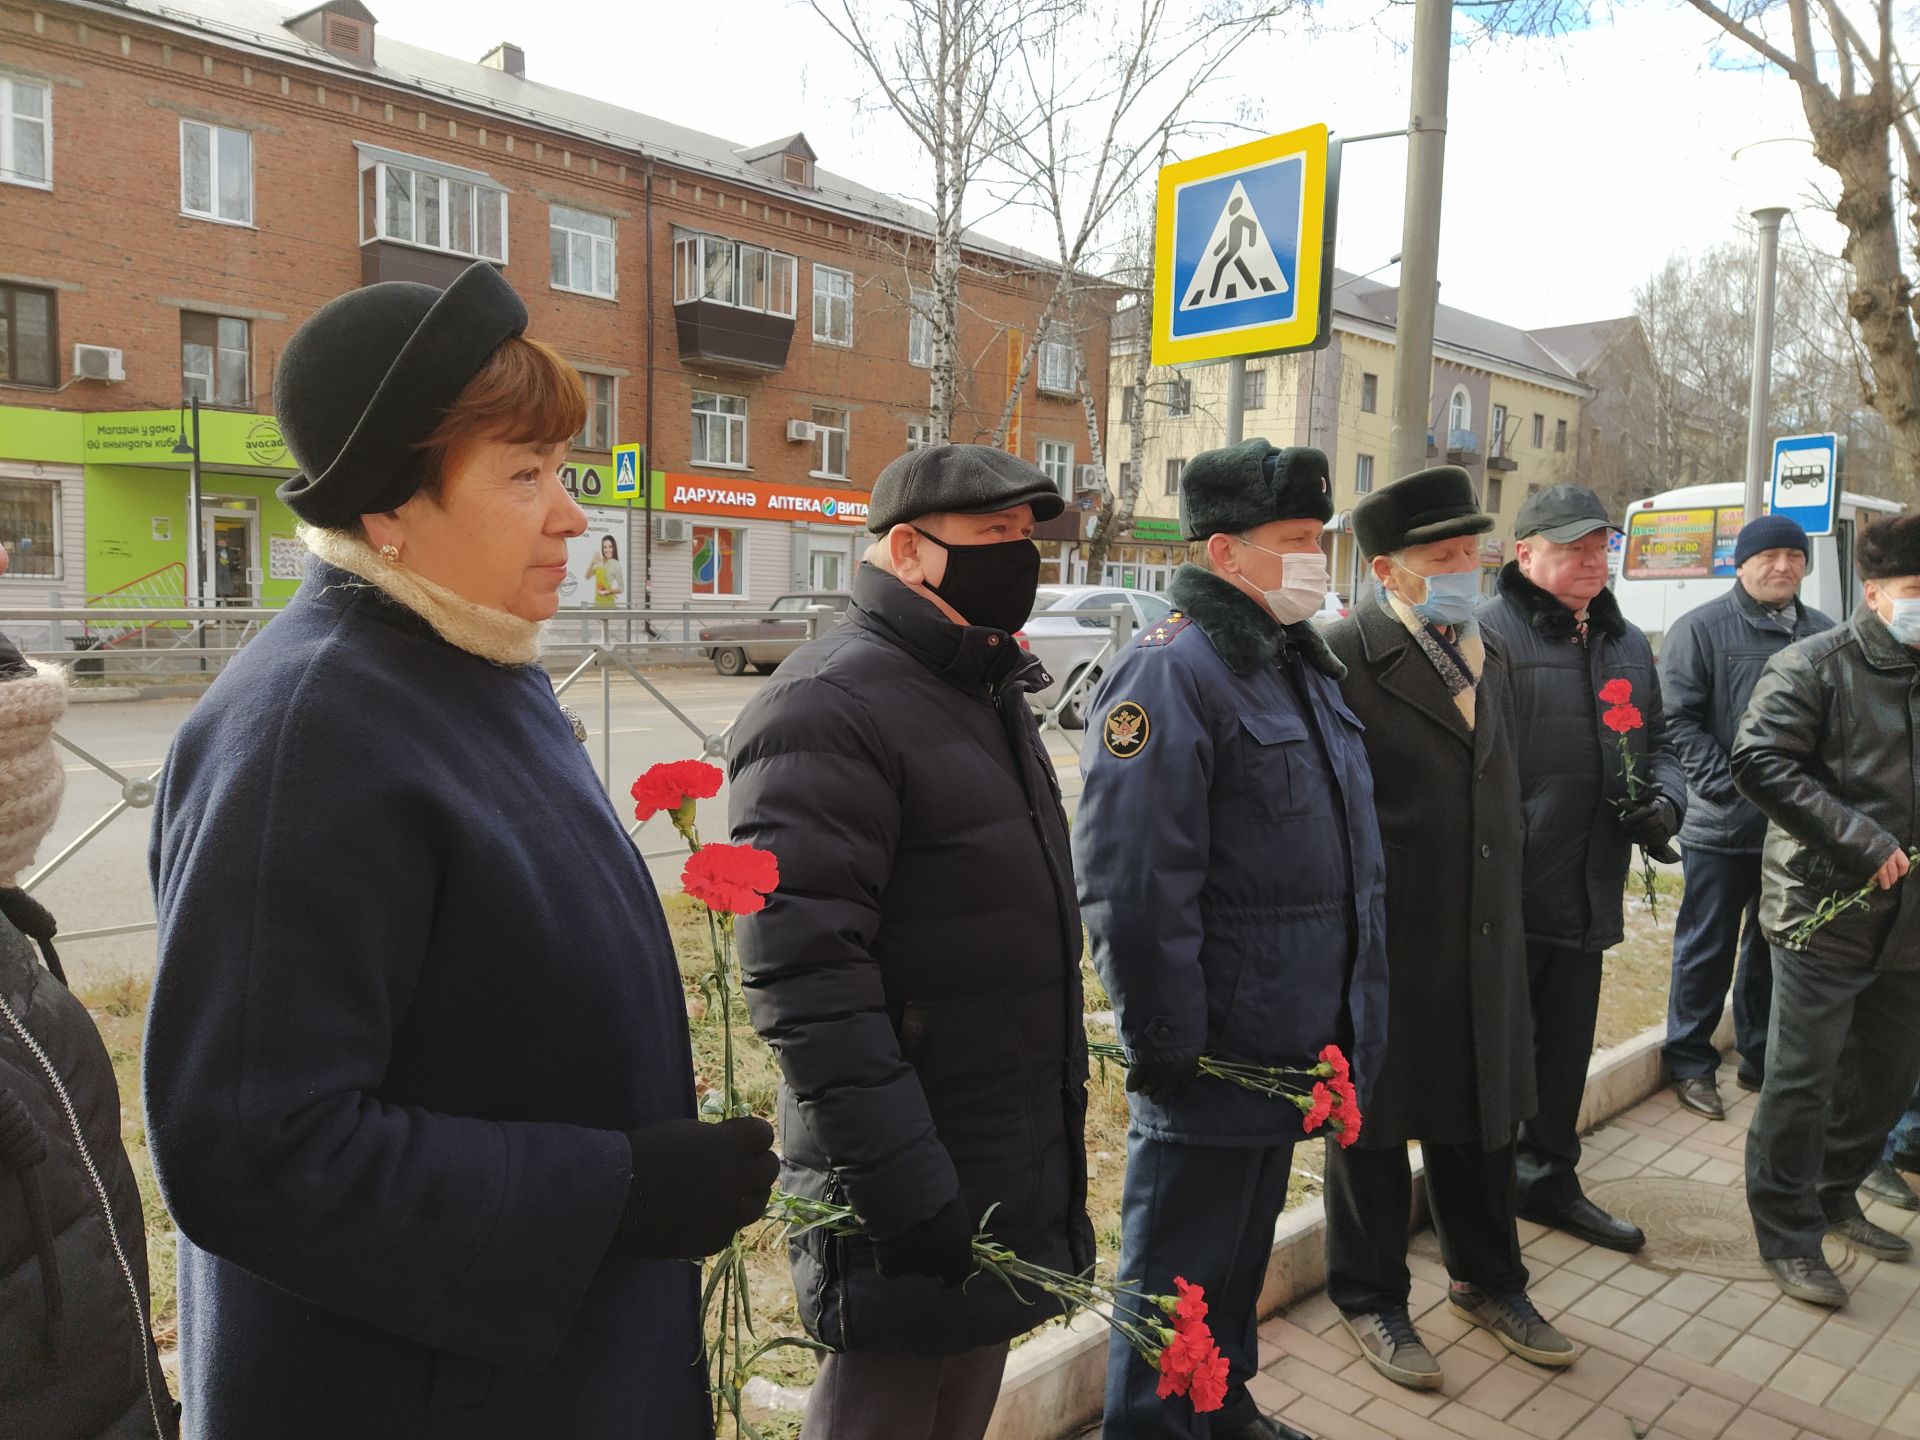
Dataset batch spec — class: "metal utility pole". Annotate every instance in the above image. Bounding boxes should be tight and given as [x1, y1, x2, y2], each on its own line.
[1226, 356, 1246, 445]
[1743, 206, 1787, 522]
[1389, 0, 1453, 484]
[186, 395, 203, 609]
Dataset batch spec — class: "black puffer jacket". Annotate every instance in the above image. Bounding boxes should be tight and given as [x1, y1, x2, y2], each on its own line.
[729, 563, 1093, 1355]
[1478, 565, 1688, 951]
[1658, 583, 1834, 855]
[1732, 607, 1920, 967]
[0, 889, 177, 1440]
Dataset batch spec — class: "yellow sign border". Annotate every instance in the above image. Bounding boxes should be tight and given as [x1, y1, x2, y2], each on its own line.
[611, 441, 643, 497]
[1152, 124, 1330, 367]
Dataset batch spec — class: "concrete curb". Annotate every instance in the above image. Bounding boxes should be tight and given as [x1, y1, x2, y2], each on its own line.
[981, 1009, 1730, 1440]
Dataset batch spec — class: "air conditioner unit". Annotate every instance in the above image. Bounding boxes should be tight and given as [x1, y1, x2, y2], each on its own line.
[785, 419, 816, 443]
[1074, 464, 1102, 492]
[654, 514, 691, 544]
[73, 344, 126, 382]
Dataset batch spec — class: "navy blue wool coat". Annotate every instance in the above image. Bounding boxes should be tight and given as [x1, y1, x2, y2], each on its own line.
[144, 563, 706, 1439]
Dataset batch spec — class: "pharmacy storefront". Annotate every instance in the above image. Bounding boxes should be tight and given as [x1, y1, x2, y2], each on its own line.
[642, 473, 873, 615]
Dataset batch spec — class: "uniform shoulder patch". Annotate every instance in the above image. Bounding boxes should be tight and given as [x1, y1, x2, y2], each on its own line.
[1137, 612, 1192, 648]
[1103, 700, 1150, 758]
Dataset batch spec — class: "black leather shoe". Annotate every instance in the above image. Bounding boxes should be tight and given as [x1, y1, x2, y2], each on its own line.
[1215, 1417, 1315, 1440]
[1764, 1255, 1847, 1307]
[1671, 1076, 1725, 1120]
[1734, 1070, 1762, 1093]
[1861, 1160, 1920, 1211]
[1519, 1195, 1646, 1253]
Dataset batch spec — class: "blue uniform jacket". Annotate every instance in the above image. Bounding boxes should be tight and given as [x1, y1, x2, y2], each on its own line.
[1075, 565, 1388, 1145]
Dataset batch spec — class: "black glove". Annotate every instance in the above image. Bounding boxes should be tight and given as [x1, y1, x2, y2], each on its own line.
[873, 1197, 975, 1286]
[1125, 1056, 1200, 1103]
[1615, 795, 1678, 855]
[610, 1116, 779, 1259]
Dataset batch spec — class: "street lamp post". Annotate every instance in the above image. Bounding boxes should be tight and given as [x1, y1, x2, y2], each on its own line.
[171, 395, 204, 608]
[1743, 206, 1788, 523]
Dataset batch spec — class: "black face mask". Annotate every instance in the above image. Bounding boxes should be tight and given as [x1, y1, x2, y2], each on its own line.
[914, 528, 1042, 634]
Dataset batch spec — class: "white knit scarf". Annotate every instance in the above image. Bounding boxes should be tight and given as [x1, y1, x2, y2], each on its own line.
[299, 526, 542, 667]
[0, 660, 68, 889]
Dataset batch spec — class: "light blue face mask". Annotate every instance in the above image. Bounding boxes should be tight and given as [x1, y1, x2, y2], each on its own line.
[1888, 597, 1920, 647]
[1395, 561, 1482, 628]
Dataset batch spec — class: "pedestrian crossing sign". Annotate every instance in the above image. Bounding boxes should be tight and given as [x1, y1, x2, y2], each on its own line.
[1152, 125, 1334, 366]
[612, 442, 641, 498]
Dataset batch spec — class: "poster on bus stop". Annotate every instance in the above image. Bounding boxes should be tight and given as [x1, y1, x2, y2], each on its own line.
[559, 508, 630, 609]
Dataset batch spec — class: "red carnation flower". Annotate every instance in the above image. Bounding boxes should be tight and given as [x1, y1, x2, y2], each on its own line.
[1155, 1328, 1203, 1398]
[1332, 1079, 1364, 1147]
[1598, 678, 1634, 705]
[1170, 1276, 1209, 1331]
[632, 759, 724, 824]
[1320, 1044, 1351, 1082]
[1188, 1342, 1230, 1412]
[682, 843, 780, 915]
[1302, 1082, 1334, 1134]
[1602, 704, 1644, 735]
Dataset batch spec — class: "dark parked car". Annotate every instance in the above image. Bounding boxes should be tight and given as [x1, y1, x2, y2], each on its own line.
[699, 592, 853, 676]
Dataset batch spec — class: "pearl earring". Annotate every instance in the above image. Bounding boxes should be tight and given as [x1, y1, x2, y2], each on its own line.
[379, 544, 400, 562]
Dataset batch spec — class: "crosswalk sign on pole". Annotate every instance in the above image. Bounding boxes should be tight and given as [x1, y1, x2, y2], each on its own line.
[612, 442, 641, 499]
[1153, 124, 1335, 366]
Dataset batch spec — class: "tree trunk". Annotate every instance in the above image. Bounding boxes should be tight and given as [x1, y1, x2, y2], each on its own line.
[1084, 283, 1155, 576]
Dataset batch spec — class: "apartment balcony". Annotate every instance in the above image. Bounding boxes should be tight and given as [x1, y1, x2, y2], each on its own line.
[1487, 446, 1520, 473]
[673, 300, 793, 372]
[1445, 428, 1482, 465]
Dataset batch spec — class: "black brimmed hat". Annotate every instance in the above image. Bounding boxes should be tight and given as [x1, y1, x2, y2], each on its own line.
[1514, 484, 1619, 543]
[275, 262, 529, 528]
[867, 444, 1065, 533]
[1352, 466, 1493, 558]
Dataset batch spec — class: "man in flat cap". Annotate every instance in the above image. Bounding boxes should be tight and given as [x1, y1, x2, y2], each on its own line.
[1077, 438, 1386, 1440]
[1479, 485, 1686, 1253]
[1733, 510, 1920, 1307]
[1320, 468, 1573, 1392]
[730, 444, 1093, 1440]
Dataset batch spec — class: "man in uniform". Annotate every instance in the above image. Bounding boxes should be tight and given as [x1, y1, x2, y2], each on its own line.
[1479, 485, 1687, 1252]
[1321, 468, 1573, 1392]
[1077, 439, 1387, 1440]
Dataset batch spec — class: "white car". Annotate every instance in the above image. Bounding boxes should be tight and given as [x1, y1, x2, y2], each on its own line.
[1016, 585, 1172, 728]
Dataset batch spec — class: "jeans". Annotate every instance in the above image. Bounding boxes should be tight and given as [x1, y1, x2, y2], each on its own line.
[1664, 848, 1771, 1082]
[1884, 1082, 1920, 1167]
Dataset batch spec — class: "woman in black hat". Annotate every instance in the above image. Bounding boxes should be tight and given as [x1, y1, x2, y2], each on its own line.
[143, 263, 775, 1439]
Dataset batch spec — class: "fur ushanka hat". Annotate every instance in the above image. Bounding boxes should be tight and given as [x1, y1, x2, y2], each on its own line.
[1857, 510, 1920, 580]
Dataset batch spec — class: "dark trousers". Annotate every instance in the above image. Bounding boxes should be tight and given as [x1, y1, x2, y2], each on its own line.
[801, 1340, 1009, 1440]
[1664, 848, 1772, 1082]
[1747, 945, 1920, 1259]
[1324, 1139, 1530, 1316]
[1103, 1131, 1293, 1439]
[1516, 942, 1603, 1209]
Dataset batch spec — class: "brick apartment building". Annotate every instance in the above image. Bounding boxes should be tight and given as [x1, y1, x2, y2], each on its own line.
[0, 0, 1113, 652]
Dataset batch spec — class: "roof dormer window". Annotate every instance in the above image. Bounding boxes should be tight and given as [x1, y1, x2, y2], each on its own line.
[285, 1, 378, 63]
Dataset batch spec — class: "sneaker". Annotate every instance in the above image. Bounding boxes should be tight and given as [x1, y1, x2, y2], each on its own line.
[1828, 1211, 1914, 1261]
[1339, 1307, 1443, 1390]
[1764, 1255, 1848, 1307]
[1447, 1284, 1578, 1368]
[1861, 1160, 1920, 1212]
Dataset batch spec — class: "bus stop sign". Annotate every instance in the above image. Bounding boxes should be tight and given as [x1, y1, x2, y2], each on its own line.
[1768, 432, 1839, 538]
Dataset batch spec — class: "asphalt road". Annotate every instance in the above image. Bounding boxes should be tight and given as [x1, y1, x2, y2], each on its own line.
[30, 667, 1088, 993]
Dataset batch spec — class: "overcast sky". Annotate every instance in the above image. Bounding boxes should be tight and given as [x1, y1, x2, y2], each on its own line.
[367, 0, 1843, 331]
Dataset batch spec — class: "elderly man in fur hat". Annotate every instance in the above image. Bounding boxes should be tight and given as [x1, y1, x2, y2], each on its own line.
[1319, 468, 1573, 1392]
[1733, 510, 1920, 1308]
[1077, 439, 1387, 1440]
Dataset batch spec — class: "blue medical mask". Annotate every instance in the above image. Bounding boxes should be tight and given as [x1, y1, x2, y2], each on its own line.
[1888, 597, 1920, 647]
[1395, 561, 1482, 628]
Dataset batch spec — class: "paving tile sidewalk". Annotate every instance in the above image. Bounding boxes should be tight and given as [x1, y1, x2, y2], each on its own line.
[1237, 1083, 1920, 1440]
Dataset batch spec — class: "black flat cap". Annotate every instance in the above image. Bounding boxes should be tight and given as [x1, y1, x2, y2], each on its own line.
[275, 262, 529, 528]
[867, 444, 1065, 532]
[1179, 439, 1332, 540]
[1353, 466, 1493, 558]
[1514, 483, 1619, 543]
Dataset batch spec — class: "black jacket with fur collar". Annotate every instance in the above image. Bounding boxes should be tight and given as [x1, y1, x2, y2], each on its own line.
[1478, 563, 1687, 951]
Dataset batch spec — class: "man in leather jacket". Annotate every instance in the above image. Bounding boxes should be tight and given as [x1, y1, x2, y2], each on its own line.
[1733, 510, 1920, 1309]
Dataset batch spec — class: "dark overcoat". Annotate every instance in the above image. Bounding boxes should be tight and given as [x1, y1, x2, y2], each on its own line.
[144, 562, 706, 1439]
[1323, 598, 1536, 1150]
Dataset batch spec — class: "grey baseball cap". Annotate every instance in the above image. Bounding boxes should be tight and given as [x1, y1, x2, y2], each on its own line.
[1514, 483, 1620, 543]
[867, 444, 1066, 533]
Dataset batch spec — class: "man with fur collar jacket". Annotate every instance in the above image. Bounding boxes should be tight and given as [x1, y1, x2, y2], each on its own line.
[1077, 439, 1387, 1440]
[1478, 486, 1687, 1254]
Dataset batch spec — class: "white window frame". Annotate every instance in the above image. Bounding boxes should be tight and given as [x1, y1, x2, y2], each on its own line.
[181, 312, 251, 408]
[0, 472, 63, 580]
[1360, 372, 1378, 414]
[691, 391, 749, 469]
[356, 145, 509, 264]
[1490, 402, 1508, 458]
[575, 371, 617, 451]
[811, 406, 848, 478]
[180, 119, 252, 226]
[812, 265, 854, 347]
[1355, 453, 1375, 495]
[671, 232, 797, 317]
[1038, 338, 1077, 396]
[550, 204, 616, 299]
[690, 524, 749, 600]
[905, 420, 931, 451]
[1242, 367, 1267, 409]
[1165, 457, 1187, 496]
[1448, 386, 1471, 438]
[1037, 440, 1073, 494]
[1167, 379, 1192, 418]
[0, 74, 52, 190]
[908, 287, 933, 368]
